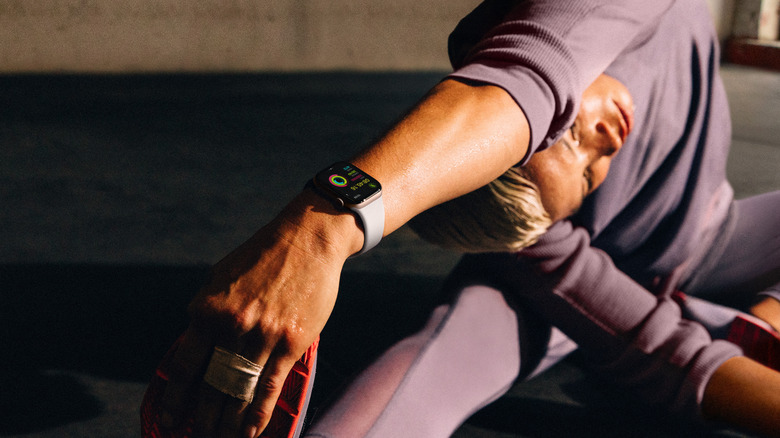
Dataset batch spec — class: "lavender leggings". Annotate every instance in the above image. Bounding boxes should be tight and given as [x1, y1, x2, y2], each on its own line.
[303, 192, 780, 438]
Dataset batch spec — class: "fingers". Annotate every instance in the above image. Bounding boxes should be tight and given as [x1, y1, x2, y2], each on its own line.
[186, 335, 278, 438]
[215, 397, 252, 438]
[193, 382, 229, 437]
[161, 333, 313, 438]
[160, 325, 214, 428]
[192, 337, 249, 437]
[240, 357, 298, 438]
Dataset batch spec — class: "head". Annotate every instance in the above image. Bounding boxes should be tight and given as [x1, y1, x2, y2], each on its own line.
[523, 74, 634, 221]
[408, 166, 552, 253]
[410, 74, 633, 253]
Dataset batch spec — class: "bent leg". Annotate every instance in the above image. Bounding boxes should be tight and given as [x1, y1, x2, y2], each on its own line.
[305, 286, 527, 438]
[676, 191, 780, 347]
[685, 191, 780, 305]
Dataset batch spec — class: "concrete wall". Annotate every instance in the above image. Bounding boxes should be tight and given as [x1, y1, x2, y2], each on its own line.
[707, 0, 737, 41]
[0, 0, 736, 74]
[0, 0, 479, 73]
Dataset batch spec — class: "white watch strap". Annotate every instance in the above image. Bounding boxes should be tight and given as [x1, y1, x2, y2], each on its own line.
[351, 195, 385, 255]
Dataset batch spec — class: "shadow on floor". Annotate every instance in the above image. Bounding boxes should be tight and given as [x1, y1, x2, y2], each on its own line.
[0, 264, 755, 437]
[0, 264, 204, 434]
[0, 264, 443, 435]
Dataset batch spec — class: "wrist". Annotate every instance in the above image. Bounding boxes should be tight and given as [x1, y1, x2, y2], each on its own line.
[278, 188, 367, 260]
[309, 162, 384, 255]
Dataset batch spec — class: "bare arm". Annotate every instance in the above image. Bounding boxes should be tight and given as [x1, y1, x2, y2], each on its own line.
[353, 79, 530, 233]
[703, 356, 780, 437]
[751, 296, 780, 333]
[159, 78, 530, 438]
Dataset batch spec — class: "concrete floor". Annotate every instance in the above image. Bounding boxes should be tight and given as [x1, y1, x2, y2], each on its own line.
[0, 64, 777, 437]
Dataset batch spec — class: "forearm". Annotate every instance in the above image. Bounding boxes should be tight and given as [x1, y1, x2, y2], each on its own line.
[351, 78, 529, 236]
[702, 356, 780, 437]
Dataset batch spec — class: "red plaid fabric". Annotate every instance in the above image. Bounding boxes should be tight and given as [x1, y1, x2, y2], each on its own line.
[140, 336, 318, 438]
[727, 315, 780, 371]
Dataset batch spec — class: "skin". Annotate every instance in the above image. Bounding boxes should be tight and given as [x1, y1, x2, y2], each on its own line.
[522, 74, 634, 221]
[751, 296, 780, 333]
[158, 74, 780, 438]
[703, 356, 780, 437]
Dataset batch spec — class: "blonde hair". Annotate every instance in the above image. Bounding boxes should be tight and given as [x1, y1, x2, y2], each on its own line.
[408, 167, 551, 253]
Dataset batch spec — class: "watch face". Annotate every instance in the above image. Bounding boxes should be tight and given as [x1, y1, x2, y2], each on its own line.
[315, 162, 381, 205]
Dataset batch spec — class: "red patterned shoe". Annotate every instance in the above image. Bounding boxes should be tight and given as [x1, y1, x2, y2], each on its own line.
[140, 336, 318, 438]
[727, 315, 780, 371]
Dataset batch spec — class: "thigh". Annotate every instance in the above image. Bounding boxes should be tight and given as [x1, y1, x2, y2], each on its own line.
[443, 255, 578, 380]
[306, 280, 576, 438]
[686, 191, 780, 307]
[306, 285, 524, 438]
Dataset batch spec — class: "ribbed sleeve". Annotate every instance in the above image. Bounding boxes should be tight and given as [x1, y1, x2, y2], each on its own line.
[464, 221, 741, 417]
[447, 0, 674, 163]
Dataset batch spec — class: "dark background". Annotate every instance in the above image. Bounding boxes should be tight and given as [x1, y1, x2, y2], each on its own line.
[1, 65, 778, 437]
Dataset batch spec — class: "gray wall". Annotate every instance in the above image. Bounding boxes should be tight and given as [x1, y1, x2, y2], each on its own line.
[0, 0, 733, 73]
[0, 0, 479, 73]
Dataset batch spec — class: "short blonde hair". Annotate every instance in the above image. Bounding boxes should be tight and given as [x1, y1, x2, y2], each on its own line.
[408, 167, 551, 253]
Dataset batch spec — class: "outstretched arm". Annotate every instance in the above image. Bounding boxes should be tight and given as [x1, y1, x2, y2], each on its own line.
[353, 79, 530, 231]
[158, 78, 530, 438]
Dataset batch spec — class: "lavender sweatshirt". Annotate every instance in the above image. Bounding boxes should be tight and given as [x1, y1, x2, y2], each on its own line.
[448, 0, 741, 418]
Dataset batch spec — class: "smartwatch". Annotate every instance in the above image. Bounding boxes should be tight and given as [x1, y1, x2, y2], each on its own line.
[309, 162, 384, 255]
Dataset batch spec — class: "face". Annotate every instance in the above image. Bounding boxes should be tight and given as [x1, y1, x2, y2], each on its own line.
[522, 74, 634, 222]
